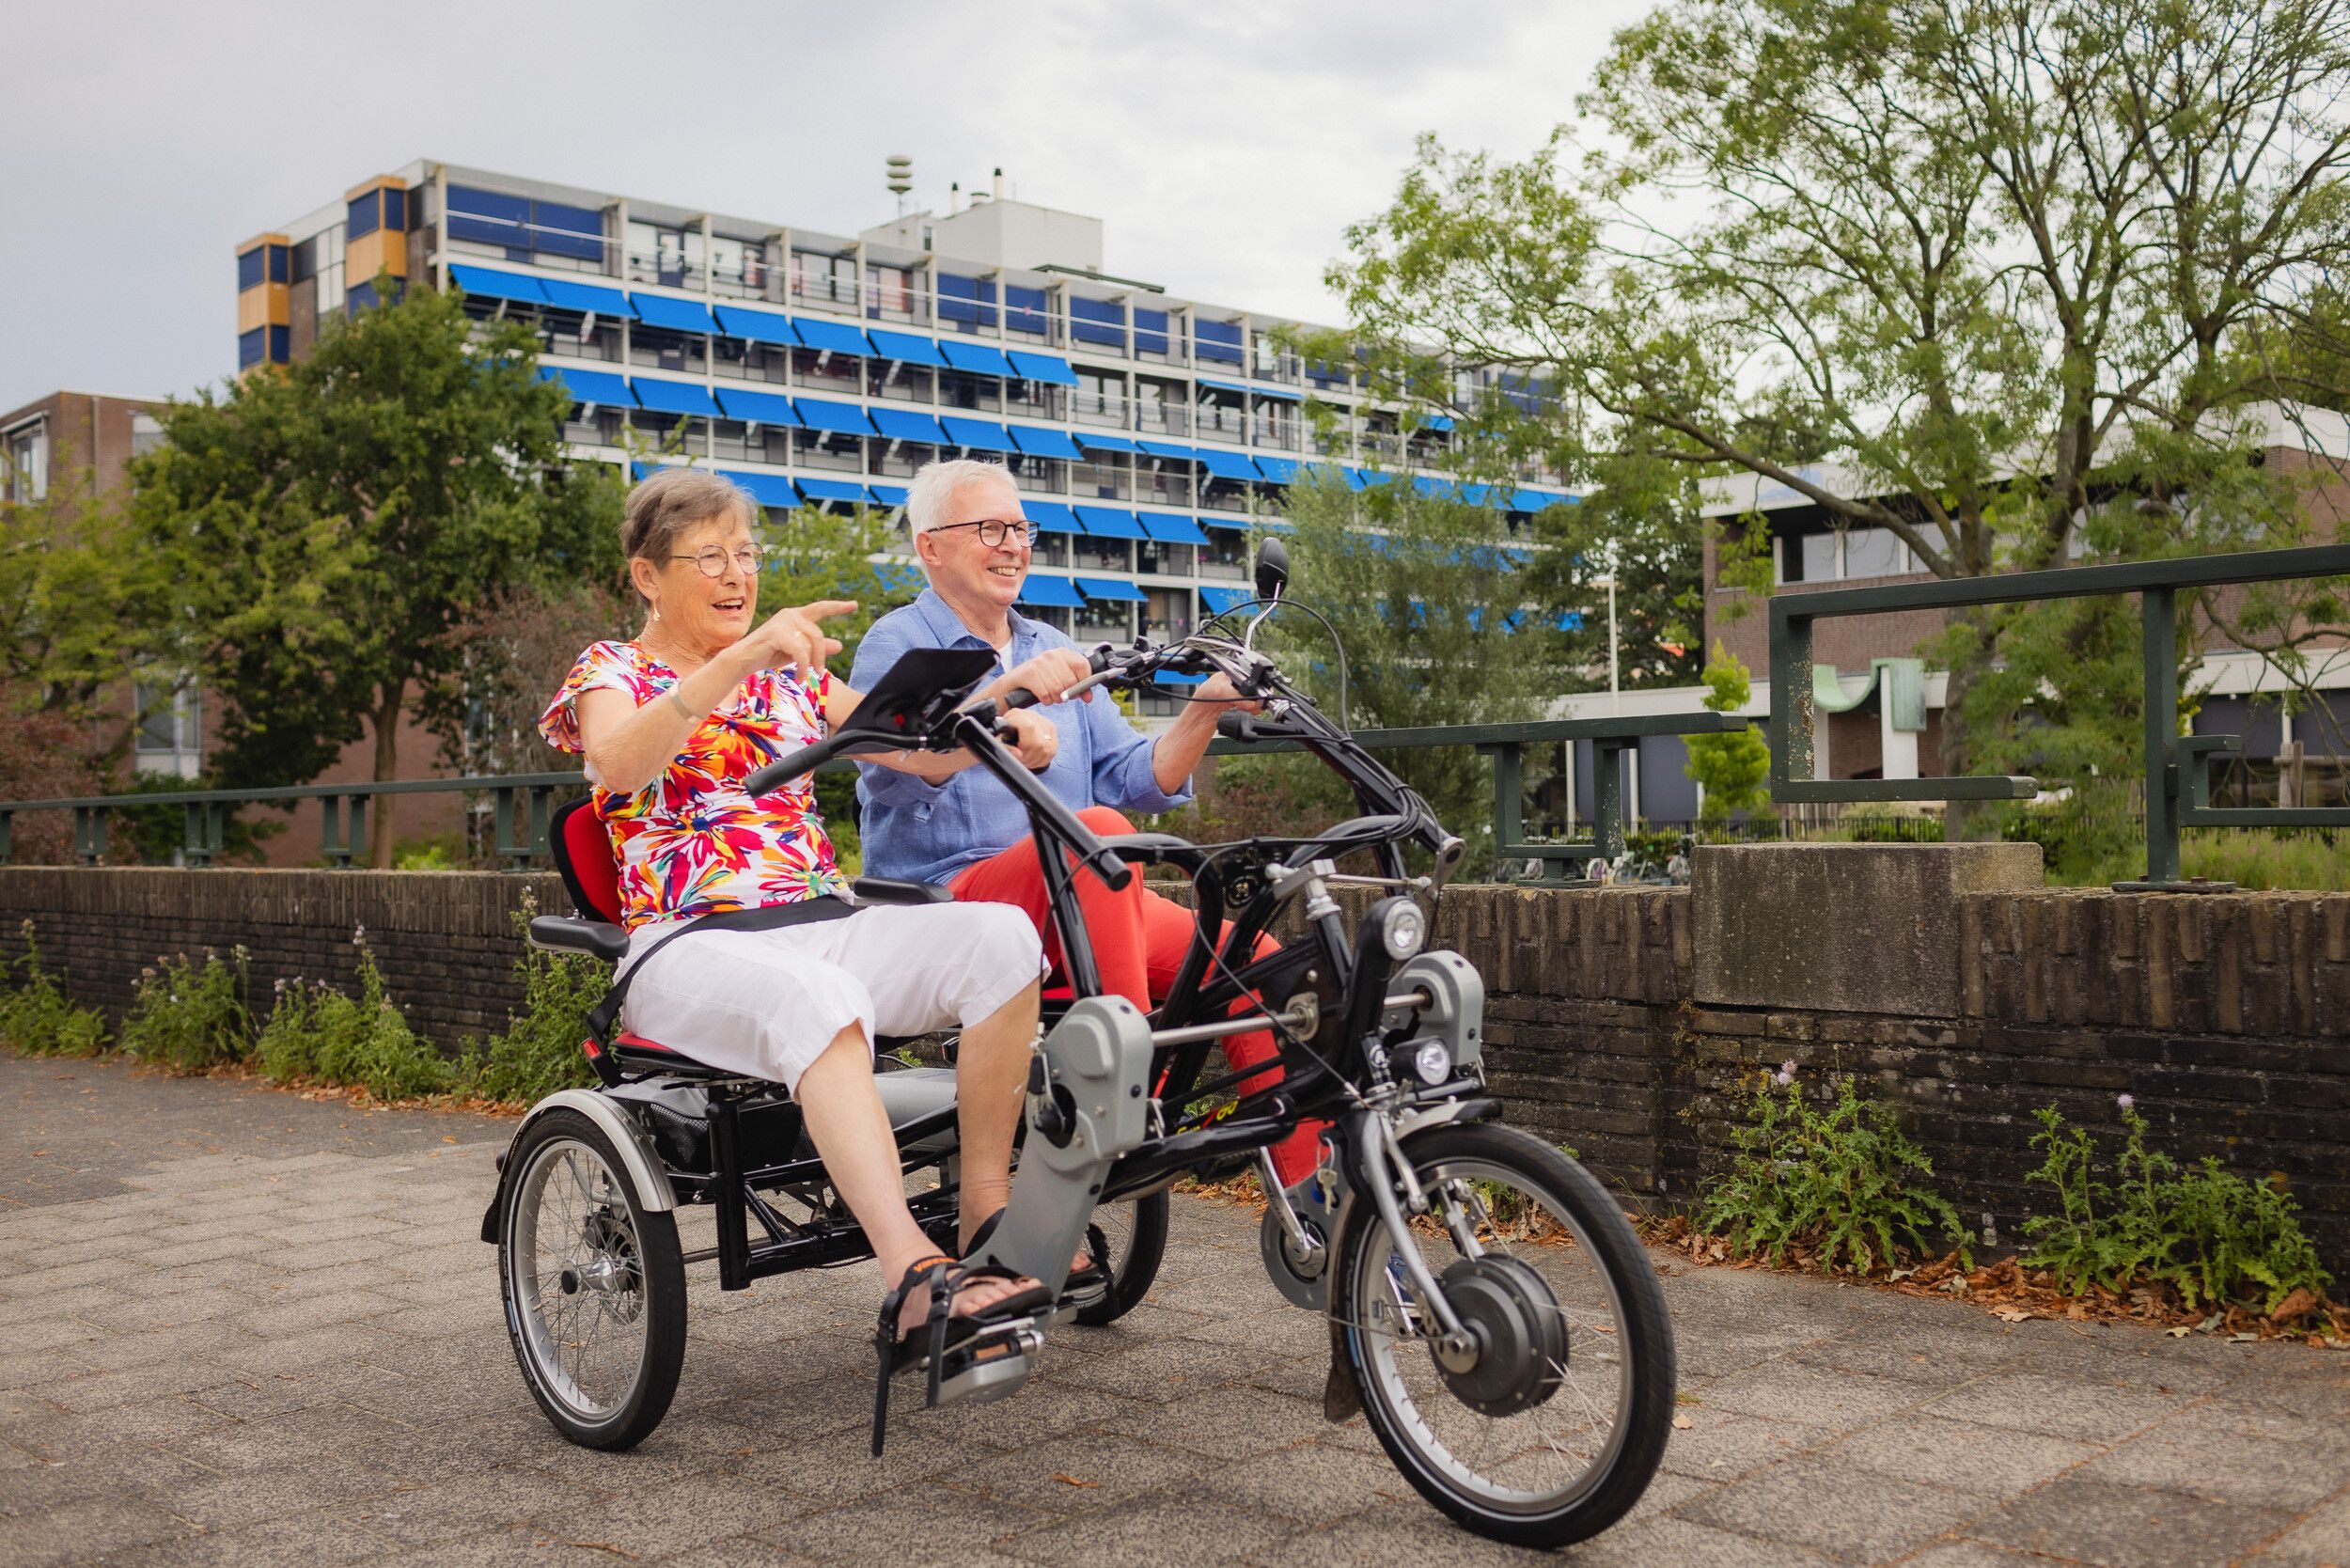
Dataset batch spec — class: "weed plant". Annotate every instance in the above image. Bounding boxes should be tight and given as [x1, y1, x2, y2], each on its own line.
[1699, 1073, 1970, 1275]
[2021, 1104, 2331, 1314]
[254, 934, 451, 1101]
[0, 920, 110, 1057]
[462, 901, 600, 1103]
[118, 947, 250, 1072]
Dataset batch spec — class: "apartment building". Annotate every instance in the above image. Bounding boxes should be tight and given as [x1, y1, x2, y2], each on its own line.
[241, 162, 1573, 718]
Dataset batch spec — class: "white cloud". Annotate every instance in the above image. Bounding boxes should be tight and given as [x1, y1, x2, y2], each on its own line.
[0, 0, 1652, 411]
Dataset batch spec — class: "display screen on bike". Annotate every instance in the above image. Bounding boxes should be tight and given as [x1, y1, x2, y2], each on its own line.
[833, 646, 1000, 745]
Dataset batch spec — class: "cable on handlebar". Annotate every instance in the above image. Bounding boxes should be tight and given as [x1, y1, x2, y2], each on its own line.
[1197, 594, 1351, 734]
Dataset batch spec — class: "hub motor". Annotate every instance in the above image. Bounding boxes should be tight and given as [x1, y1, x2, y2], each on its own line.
[1427, 1255, 1566, 1417]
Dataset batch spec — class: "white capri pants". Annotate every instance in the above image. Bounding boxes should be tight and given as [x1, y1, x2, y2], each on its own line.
[617, 902, 1043, 1092]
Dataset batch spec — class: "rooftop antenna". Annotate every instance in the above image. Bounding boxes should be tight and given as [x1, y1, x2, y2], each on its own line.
[992, 165, 1004, 200]
[885, 154, 914, 218]
[949, 180, 962, 214]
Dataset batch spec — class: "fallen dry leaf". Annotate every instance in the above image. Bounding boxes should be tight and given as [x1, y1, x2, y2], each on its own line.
[2271, 1288, 2321, 1325]
[1993, 1308, 2032, 1323]
[1671, 1414, 1695, 1431]
[1052, 1472, 1101, 1488]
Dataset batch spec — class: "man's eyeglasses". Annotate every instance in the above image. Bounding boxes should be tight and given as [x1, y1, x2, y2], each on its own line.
[932, 518, 1037, 549]
[671, 545, 765, 577]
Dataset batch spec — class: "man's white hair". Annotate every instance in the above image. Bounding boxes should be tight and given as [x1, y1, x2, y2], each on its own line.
[905, 458, 1020, 538]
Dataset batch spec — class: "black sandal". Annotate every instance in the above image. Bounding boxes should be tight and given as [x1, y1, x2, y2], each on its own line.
[870, 1254, 1048, 1455]
[965, 1210, 1111, 1299]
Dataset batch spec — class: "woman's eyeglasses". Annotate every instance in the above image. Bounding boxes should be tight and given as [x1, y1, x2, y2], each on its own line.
[932, 519, 1037, 548]
[671, 545, 765, 577]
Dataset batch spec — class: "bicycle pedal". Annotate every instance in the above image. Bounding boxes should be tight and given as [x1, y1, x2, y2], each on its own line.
[925, 1321, 1042, 1410]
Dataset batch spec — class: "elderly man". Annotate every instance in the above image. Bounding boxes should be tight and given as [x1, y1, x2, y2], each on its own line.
[852, 459, 1322, 1187]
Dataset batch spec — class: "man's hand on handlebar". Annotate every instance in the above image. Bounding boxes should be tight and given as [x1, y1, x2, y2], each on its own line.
[997, 708, 1058, 772]
[992, 649, 1092, 708]
[1196, 672, 1264, 714]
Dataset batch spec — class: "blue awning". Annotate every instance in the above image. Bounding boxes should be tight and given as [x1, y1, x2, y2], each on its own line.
[1137, 439, 1198, 462]
[792, 398, 876, 436]
[630, 293, 719, 334]
[1256, 519, 1297, 535]
[1197, 449, 1262, 482]
[1009, 424, 1083, 459]
[940, 416, 1016, 454]
[713, 305, 799, 347]
[449, 265, 546, 304]
[535, 276, 634, 317]
[796, 477, 872, 505]
[870, 407, 949, 444]
[628, 377, 721, 417]
[1138, 511, 1210, 544]
[1073, 576, 1148, 603]
[1196, 377, 1252, 397]
[1412, 476, 1458, 499]
[867, 329, 948, 368]
[1074, 431, 1142, 453]
[869, 483, 909, 509]
[1422, 413, 1456, 431]
[939, 340, 1019, 377]
[1198, 585, 1254, 615]
[1511, 487, 1572, 513]
[1198, 515, 1252, 533]
[1017, 572, 1087, 609]
[1008, 350, 1079, 386]
[1356, 467, 1398, 488]
[538, 364, 634, 407]
[1252, 384, 1305, 402]
[1024, 500, 1082, 535]
[713, 385, 801, 426]
[1253, 456, 1300, 485]
[1303, 462, 1365, 492]
[1075, 506, 1146, 540]
[792, 317, 874, 357]
[719, 469, 799, 509]
[874, 559, 920, 590]
[1459, 482, 1497, 508]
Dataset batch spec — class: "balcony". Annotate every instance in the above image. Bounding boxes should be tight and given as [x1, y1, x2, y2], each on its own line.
[628, 326, 707, 377]
[1198, 540, 1247, 579]
[1071, 394, 1129, 429]
[791, 432, 866, 473]
[1075, 606, 1135, 642]
[791, 350, 863, 397]
[1073, 462, 1131, 501]
[1073, 538, 1134, 574]
[710, 420, 793, 465]
[1135, 402, 1189, 436]
[871, 443, 939, 479]
[1137, 541, 1195, 577]
[1200, 479, 1252, 514]
[869, 365, 936, 403]
[1012, 460, 1069, 495]
[713, 341, 790, 384]
[1137, 471, 1194, 509]
[1193, 403, 1249, 442]
[1251, 416, 1300, 450]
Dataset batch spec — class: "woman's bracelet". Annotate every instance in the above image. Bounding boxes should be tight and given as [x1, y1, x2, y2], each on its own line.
[666, 688, 696, 723]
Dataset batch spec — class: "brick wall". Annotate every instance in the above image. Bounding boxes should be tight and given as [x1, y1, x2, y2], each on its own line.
[7, 869, 2346, 1264]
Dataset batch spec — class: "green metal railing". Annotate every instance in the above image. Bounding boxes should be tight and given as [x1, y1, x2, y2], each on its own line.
[1767, 542, 2350, 890]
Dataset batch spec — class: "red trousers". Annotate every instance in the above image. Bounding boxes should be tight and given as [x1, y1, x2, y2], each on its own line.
[948, 806, 1324, 1187]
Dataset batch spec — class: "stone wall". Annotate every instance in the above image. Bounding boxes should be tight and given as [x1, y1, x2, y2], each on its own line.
[7, 855, 2347, 1265]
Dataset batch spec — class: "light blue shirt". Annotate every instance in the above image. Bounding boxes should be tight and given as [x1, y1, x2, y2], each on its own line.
[850, 588, 1194, 886]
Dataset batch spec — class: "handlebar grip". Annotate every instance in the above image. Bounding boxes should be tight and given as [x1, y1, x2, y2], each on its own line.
[1082, 849, 1134, 892]
[1215, 710, 1259, 743]
[744, 742, 829, 797]
[1000, 686, 1041, 712]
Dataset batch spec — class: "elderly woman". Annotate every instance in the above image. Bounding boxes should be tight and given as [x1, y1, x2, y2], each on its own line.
[537, 468, 1089, 1359]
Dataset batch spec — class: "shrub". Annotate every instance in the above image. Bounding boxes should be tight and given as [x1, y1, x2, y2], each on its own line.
[0, 919, 110, 1057]
[462, 899, 601, 1105]
[118, 947, 251, 1072]
[255, 932, 452, 1101]
[2021, 1103, 2331, 1315]
[1699, 1072, 1970, 1275]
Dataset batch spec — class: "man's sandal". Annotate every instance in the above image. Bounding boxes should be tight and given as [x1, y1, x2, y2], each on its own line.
[870, 1255, 1047, 1456]
[964, 1210, 1111, 1305]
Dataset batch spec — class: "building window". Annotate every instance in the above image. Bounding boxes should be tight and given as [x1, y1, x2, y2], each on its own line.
[134, 678, 201, 774]
[131, 413, 165, 458]
[237, 248, 265, 290]
[6, 423, 48, 501]
[1841, 526, 1909, 579]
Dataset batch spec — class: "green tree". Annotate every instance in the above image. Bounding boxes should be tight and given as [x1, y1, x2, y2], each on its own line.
[1683, 644, 1771, 822]
[1324, 0, 2350, 807]
[129, 277, 621, 864]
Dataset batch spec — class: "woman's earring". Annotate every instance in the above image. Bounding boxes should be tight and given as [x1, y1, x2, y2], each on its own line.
[651, 604, 662, 622]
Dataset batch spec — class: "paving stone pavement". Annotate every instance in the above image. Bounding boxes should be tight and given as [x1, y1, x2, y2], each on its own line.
[3, 1051, 2347, 1568]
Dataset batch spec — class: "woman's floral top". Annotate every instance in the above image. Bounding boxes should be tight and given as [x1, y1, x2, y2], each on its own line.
[540, 640, 852, 930]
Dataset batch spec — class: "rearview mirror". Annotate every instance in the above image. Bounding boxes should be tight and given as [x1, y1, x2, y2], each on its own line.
[1254, 538, 1290, 603]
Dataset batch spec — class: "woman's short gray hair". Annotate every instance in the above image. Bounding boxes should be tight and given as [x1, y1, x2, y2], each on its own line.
[905, 458, 1018, 538]
[620, 468, 757, 602]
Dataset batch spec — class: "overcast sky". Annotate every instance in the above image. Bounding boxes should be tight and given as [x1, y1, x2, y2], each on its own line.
[0, 0, 1653, 414]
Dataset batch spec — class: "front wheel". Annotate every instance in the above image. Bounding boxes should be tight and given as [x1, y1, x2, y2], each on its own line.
[1332, 1122, 1674, 1549]
[498, 1107, 687, 1450]
[1074, 1189, 1169, 1326]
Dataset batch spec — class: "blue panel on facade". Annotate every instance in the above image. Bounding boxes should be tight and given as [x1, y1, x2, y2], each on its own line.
[1024, 501, 1082, 534]
[1074, 507, 1146, 540]
[347, 191, 380, 242]
[713, 386, 802, 426]
[449, 265, 547, 304]
[1070, 296, 1127, 348]
[1198, 585, 1254, 615]
[940, 416, 1016, 453]
[796, 477, 873, 505]
[269, 244, 290, 283]
[630, 294, 719, 334]
[1009, 425, 1083, 459]
[792, 398, 877, 436]
[1073, 576, 1148, 603]
[533, 199, 606, 261]
[868, 329, 948, 368]
[630, 377, 721, 417]
[1196, 449, 1262, 481]
[1134, 308, 1170, 355]
[267, 324, 290, 363]
[1018, 573, 1087, 608]
[1138, 512, 1211, 544]
[713, 305, 799, 346]
[1195, 320, 1245, 364]
[1253, 457, 1299, 485]
[939, 340, 1019, 377]
[237, 248, 265, 290]
[792, 317, 875, 356]
[1003, 284, 1048, 335]
[1075, 431, 1142, 453]
[237, 327, 264, 368]
[446, 185, 530, 247]
[936, 273, 998, 327]
[1008, 350, 1079, 386]
[536, 276, 634, 317]
[382, 188, 408, 232]
[538, 365, 634, 406]
[870, 407, 949, 444]
[721, 469, 800, 509]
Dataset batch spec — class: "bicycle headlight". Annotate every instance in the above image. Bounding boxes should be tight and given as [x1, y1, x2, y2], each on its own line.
[1411, 1039, 1451, 1086]
[1379, 902, 1426, 962]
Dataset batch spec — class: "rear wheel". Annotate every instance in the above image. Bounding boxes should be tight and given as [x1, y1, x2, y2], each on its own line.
[498, 1107, 686, 1450]
[1074, 1190, 1169, 1325]
[1333, 1122, 1674, 1549]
